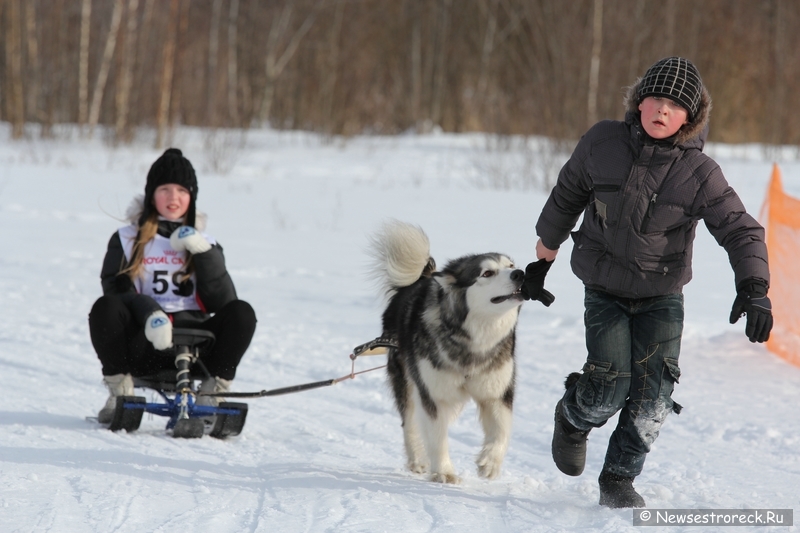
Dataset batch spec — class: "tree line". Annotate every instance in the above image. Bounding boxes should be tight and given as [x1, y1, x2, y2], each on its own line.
[1, 0, 798, 147]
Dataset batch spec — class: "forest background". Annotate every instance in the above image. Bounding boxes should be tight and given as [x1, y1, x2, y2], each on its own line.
[1, 0, 798, 151]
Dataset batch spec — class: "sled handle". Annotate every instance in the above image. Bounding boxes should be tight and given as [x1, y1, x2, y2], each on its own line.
[351, 337, 398, 359]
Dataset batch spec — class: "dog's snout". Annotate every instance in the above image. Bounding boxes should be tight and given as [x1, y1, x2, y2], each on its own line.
[511, 269, 524, 282]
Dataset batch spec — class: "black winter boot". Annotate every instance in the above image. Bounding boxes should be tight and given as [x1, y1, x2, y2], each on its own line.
[598, 470, 646, 508]
[551, 400, 590, 476]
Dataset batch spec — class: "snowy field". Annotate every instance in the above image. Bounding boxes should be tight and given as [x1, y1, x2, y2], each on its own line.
[1, 125, 799, 532]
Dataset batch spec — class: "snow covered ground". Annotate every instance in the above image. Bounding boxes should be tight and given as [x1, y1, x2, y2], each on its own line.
[1, 125, 798, 532]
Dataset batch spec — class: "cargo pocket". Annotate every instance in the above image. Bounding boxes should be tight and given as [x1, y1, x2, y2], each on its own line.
[662, 357, 683, 414]
[634, 255, 686, 293]
[571, 232, 608, 286]
[635, 256, 685, 277]
[576, 360, 618, 409]
[591, 182, 620, 230]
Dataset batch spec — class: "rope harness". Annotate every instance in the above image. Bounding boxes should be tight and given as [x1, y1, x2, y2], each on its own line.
[199, 337, 397, 399]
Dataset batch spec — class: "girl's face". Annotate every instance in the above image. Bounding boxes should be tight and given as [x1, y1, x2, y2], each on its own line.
[638, 96, 689, 139]
[153, 183, 191, 221]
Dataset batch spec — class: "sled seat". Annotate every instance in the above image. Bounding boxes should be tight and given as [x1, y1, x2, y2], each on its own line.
[133, 328, 217, 391]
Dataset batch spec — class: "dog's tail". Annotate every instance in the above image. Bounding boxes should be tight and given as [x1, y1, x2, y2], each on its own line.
[369, 220, 436, 294]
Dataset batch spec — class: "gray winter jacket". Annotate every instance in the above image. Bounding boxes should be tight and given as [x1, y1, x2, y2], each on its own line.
[536, 82, 769, 299]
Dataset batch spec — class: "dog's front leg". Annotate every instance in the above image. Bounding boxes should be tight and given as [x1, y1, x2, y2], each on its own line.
[417, 402, 461, 484]
[475, 398, 513, 479]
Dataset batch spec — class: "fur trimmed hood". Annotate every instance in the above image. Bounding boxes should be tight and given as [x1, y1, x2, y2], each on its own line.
[623, 77, 712, 146]
[124, 195, 207, 231]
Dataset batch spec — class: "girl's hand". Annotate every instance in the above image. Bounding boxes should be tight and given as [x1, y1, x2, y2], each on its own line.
[144, 311, 173, 350]
[170, 226, 212, 254]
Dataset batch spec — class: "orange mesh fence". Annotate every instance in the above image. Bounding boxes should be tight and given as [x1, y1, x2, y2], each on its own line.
[763, 163, 800, 367]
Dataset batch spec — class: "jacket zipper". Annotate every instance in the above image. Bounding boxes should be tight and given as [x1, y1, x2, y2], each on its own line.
[640, 193, 658, 233]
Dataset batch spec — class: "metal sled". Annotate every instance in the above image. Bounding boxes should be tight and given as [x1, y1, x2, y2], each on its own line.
[106, 328, 247, 439]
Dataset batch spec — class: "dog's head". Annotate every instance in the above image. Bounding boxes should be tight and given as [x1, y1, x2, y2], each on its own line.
[434, 253, 524, 316]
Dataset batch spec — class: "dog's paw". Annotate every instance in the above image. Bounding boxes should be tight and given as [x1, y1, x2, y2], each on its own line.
[407, 460, 429, 474]
[429, 471, 462, 484]
[476, 461, 502, 480]
[476, 446, 505, 479]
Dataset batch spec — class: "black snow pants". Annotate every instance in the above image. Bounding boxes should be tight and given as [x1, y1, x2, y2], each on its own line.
[89, 295, 256, 380]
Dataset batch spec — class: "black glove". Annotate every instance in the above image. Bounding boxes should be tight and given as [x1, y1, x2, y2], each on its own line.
[521, 259, 555, 307]
[729, 280, 773, 343]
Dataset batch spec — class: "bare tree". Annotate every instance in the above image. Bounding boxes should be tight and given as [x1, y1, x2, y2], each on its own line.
[168, 0, 190, 136]
[664, 0, 676, 54]
[207, 0, 223, 127]
[769, 0, 786, 148]
[430, 0, 452, 128]
[227, 0, 240, 126]
[5, 0, 800, 146]
[155, 0, 180, 149]
[5, 0, 25, 138]
[115, 0, 139, 142]
[627, 0, 646, 82]
[258, 0, 320, 125]
[320, 0, 344, 134]
[131, 0, 155, 126]
[88, 0, 124, 137]
[78, 0, 91, 126]
[24, 0, 42, 123]
[41, 0, 67, 136]
[476, 0, 498, 115]
[409, 0, 423, 128]
[587, 0, 603, 128]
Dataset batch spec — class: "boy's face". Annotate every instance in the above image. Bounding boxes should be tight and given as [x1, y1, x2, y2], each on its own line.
[638, 96, 689, 139]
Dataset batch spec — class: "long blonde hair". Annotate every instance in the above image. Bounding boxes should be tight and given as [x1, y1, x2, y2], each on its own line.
[120, 210, 194, 282]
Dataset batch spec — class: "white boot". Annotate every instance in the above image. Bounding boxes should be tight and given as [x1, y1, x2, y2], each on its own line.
[196, 376, 232, 407]
[98, 374, 134, 424]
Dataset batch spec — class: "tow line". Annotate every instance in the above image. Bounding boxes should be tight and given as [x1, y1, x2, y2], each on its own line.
[198, 337, 397, 399]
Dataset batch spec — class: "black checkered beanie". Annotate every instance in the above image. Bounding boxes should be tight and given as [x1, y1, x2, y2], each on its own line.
[637, 57, 703, 120]
[140, 148, 198, 227]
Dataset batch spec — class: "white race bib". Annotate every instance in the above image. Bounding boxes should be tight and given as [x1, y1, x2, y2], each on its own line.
[118, 225, 216, 313]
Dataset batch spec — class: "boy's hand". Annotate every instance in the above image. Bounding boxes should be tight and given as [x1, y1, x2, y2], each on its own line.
[521, 259, 555, 307]
[536, 238, 559, 261]
[170, 226, 212, 255]
[729, 281, 773, 343]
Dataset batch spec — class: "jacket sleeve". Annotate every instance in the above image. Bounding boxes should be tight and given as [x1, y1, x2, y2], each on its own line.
[100, 232, 162, 324]
[535, 131, 594, 250]
[693, 161, 770, 289]
[193, 243, 238, 313]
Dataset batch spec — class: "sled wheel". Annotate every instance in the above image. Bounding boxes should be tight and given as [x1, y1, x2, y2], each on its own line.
[108, 396, 145, 432]
[210, 402, 248, 439]
[172, 417, 205, 439]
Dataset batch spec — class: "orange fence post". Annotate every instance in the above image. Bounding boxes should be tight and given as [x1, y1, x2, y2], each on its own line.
[764, 163, 800, 367]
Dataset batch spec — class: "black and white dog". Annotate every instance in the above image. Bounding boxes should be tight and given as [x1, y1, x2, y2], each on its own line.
[370, 220, 524, 484]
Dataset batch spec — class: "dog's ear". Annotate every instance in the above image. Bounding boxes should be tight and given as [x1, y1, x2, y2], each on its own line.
[432, 271, 456, 290]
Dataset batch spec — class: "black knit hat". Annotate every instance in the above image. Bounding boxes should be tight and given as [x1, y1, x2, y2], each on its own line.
[141, 148, 198, 227]
[637, 57, 703, 120]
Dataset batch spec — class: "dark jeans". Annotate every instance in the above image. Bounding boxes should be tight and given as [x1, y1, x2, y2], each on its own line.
[89, 296, 256, 380]
[561, 288, 683, 477]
